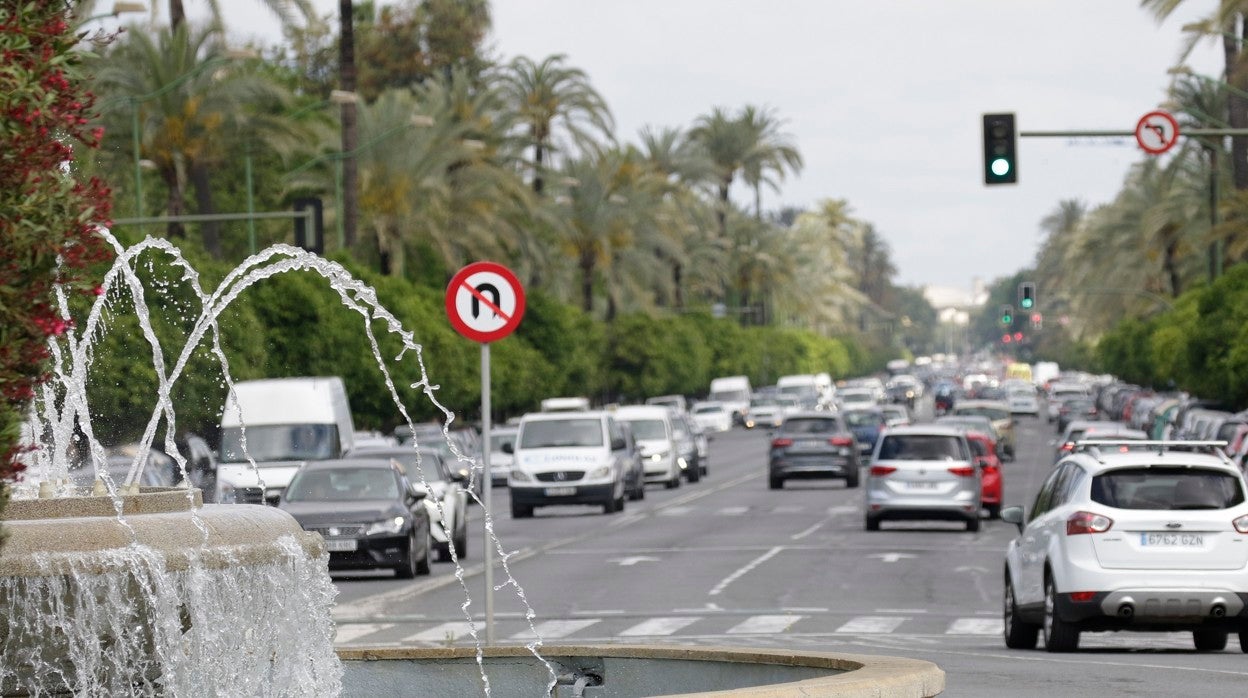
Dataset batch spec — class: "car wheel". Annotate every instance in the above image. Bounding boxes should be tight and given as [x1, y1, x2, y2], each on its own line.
[1194, 629, 1228, 652]
[436, 541, 454, 563]
[1003, 574, 1039, 649]
[686, 461, 701, 483]
[1238, 630, 1248, 653]
[1043, 575, 1079, 652]
[864, 514, 880, 532]
[415, 532, 432, 576]
[966, 516, 981, 532]
[986, 504, 1001, 520]
[452, 520, 468, 561]
[666, 474, 680, 489]
[395, 531, 419, 579]
[628, 479, 644, 501]
[700, 463, 708, 477]
[511, 498, 533, 519]
[845, 470, 859, 488]
[769, 476, 783, 490]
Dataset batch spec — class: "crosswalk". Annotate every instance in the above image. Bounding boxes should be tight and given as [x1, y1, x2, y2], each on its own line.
[336, 613, 1006, 646]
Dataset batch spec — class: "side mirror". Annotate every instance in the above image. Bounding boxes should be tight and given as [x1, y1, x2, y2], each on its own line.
[501, 442, 514, 454]
[611, 437, 626, 451]
[1001, 505, 1025, 533]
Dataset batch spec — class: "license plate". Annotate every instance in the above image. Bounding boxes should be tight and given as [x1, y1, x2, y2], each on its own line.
[905, 481, 939, 490]
[545, 486, 576, 496]
[324, 539, 358, 552]
[1141, 533, 1204, 547]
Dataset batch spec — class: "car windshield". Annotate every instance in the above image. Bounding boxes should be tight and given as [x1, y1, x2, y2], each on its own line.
[519, 419, 604, 448]
[1091, 467, 1245, 510]
[219, 424, 338, 463]
[843, 411, 882, 427]
[878, 435, 966, 461]
[782, 418, 838, 434]
[622, 418, 666, 440]
[285, 468, 399, 502]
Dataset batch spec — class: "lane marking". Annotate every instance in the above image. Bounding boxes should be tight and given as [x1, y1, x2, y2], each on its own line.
[403, 621, 477, 643]
[875, 608, 928, 614]
[727, 615, 802, 634]
[836, 616, 908, 634]
[718, 506, 750, 516]
[334, 622, 393, 644]
[511, 619, 600, 640]
[946, 618, 1003, 635]
[708, 546, 784, 596]
[620, 617, 702, 637]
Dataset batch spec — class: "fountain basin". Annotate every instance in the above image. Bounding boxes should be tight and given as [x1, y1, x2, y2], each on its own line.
[0, 488, 342, 696]
[338, 644, 945, 697]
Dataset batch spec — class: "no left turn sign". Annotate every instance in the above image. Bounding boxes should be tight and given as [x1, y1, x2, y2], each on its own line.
[445, 262, 525, 343]
[1135, 110, 1180, 155]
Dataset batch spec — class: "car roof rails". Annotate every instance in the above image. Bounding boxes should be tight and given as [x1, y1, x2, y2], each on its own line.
[1074, 439, 1231, 464]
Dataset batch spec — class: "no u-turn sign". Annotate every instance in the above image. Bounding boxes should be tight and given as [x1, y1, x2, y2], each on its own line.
[445, 262, 525, 343]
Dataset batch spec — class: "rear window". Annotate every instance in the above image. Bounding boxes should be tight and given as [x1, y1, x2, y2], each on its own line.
[878, 435, 967, 461]
[1091, 467, 1246, 510]
[781, 418, 840, 434]
[519, 419, 604, 448]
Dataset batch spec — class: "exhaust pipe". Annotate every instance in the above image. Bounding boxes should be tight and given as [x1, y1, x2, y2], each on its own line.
[1211, 604, 1227, 618]
[1117, 603, 1135, 619]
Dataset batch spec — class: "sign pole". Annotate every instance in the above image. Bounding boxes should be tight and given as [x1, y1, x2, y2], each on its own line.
[481, 341, 494, 645]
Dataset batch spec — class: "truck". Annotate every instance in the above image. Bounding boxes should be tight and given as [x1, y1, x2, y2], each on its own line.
[215, 377, 355, 505]
[708, 375, 752, 425]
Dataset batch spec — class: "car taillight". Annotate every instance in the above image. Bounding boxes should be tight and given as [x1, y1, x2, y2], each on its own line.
[771, 438, 793, 448]
[829, 436, 855, 447]
[1066, 511, 1113, 535]
[1060, 442, 1074, 452]
[869, 465, 896, 477]
[1234, 514, 1248, 534]
[947, 466, 976, 477]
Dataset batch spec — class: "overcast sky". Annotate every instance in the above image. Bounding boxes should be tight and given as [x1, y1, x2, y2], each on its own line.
[189, 1, 1223, 292]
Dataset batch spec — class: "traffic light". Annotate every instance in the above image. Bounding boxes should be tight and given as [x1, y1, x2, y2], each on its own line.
[1030, 312, 1043, 330]
[1018, 281, 1036, 310]
[982, 113, 1017, 185]
[999, 304, 1014, 327]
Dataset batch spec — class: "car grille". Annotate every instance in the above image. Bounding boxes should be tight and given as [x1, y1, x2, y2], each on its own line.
[535, 471, 585, 482]
[306, 524, 366, 538]
[235, 486, 266, 505]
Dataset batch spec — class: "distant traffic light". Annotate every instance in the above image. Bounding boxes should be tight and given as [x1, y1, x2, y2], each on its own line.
[982, 113, 1018, 185]
[1018, 281, 1036, 310]
[999, 304, 1014, 326]
[1031, 312, 1043, 330]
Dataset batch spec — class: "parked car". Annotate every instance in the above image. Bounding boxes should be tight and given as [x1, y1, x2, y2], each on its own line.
[344, 445, 469, 562]
[768, 412, 859, 489]
[691, 401, 734, 433]
[1002, 441, 1248, 652]
[506, 410, 634, 517]
[278, 458, 432, 578]
[865, 425, 981, 532]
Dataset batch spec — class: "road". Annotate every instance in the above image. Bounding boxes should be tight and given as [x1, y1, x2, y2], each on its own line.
[329, 404, 1248, 696]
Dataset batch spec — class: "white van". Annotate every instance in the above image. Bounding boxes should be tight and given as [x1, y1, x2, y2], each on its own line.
[776, 373, 833, 410]
[216, 377, 355, 505]
[613, 404, 682, 488]
[505, 410, 631, 517]
[708, 375, 752, 424]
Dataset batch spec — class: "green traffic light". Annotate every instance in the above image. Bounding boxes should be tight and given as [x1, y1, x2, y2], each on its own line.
[1001, 314, 1012, 325]
[990, 158, 1011, 177]
[1020, 298, 1033, 309]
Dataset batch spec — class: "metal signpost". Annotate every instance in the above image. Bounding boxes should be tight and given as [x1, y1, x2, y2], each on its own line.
[445, 261, 526, 645]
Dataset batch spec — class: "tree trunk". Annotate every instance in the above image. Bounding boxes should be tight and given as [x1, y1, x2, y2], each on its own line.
[161, 169, 186, 241]
[1164, 236, 1182, 298]
[533, 137, 545, 195]
[717, 177, 731, 238]
[339, 0, 359, 249]
[672, 262, 683, 309]
[189, 162, 222, 259]
[580, 253, 594, 313]
[169, 0, 185, 30]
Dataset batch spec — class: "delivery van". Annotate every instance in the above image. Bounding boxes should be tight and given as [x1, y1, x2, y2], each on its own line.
[215, 377, 355, 505]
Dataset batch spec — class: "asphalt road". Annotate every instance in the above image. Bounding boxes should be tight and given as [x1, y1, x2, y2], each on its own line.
[330, 402, 1248, 696]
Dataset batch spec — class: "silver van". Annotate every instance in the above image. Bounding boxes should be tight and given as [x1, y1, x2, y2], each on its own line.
[864, 425, 981, 532]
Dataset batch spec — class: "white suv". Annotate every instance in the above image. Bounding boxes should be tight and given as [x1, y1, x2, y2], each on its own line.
[1002, 440, 1248, 653]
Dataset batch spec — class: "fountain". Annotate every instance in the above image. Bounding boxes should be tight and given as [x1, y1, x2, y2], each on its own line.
[0, 234, 944, 696]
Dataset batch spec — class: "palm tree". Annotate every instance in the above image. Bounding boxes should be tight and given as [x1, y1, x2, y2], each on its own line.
[499, 54, 615, 196]
[687, 107, 753, 241]
[738, 105, 803, 220]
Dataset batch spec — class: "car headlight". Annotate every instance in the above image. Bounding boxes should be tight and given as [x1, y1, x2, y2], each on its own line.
[365, 515, 406, 536]
[649, 451, 668, 462]
[510, 470, 533, 483]
[587, 465, 611, 479]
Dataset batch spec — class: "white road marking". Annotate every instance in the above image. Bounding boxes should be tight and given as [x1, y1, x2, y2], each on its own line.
[836, 616, 908, 634]
[609, 555, 659, 566]
[620, 617, 701, 637]
[334, 623, 393, 644]
[403, 622, 478, 643]
[659, 506, 694, 517]
[511, 619, 600, 640]
[874, 608, 928, 614]
[718, 506, 750, 516]
[726, 615, 803, 634]
[946, 617, 1004, 635]
[790, 521, 827, 540]
[708, 546, 784, 596]
[772, 505, 805, 514]
[869, 552, 916, 563]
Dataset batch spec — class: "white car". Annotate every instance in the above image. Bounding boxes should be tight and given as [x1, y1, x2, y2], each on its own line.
[1002, 440, 1248, 653]
[744, 399, 784, 429]
[691, 401, 733, 433]
[1007, 388, 1040, 416]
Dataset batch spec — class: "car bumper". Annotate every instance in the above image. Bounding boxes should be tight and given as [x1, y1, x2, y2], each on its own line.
[866, 490, 980, 521]
[324, 533, 410, 570]
[771, 457, 856, 478]
[1055, 589, 1248, 630]
[509, 482, 615, 506]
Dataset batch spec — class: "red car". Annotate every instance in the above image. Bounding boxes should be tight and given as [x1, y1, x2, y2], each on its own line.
[964, 430, 1002, 519]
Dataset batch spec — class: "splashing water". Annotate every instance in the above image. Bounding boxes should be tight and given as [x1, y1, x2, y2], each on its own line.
[4, 232, 554, 695]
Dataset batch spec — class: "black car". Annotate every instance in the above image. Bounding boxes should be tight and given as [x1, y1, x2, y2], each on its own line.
[768, 412, 860, 489]
[279, 458, 432, 578]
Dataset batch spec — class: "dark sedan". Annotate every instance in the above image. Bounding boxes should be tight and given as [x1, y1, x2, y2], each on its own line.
[279, 458, 432, 578]
[768, 413, 860, 489]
